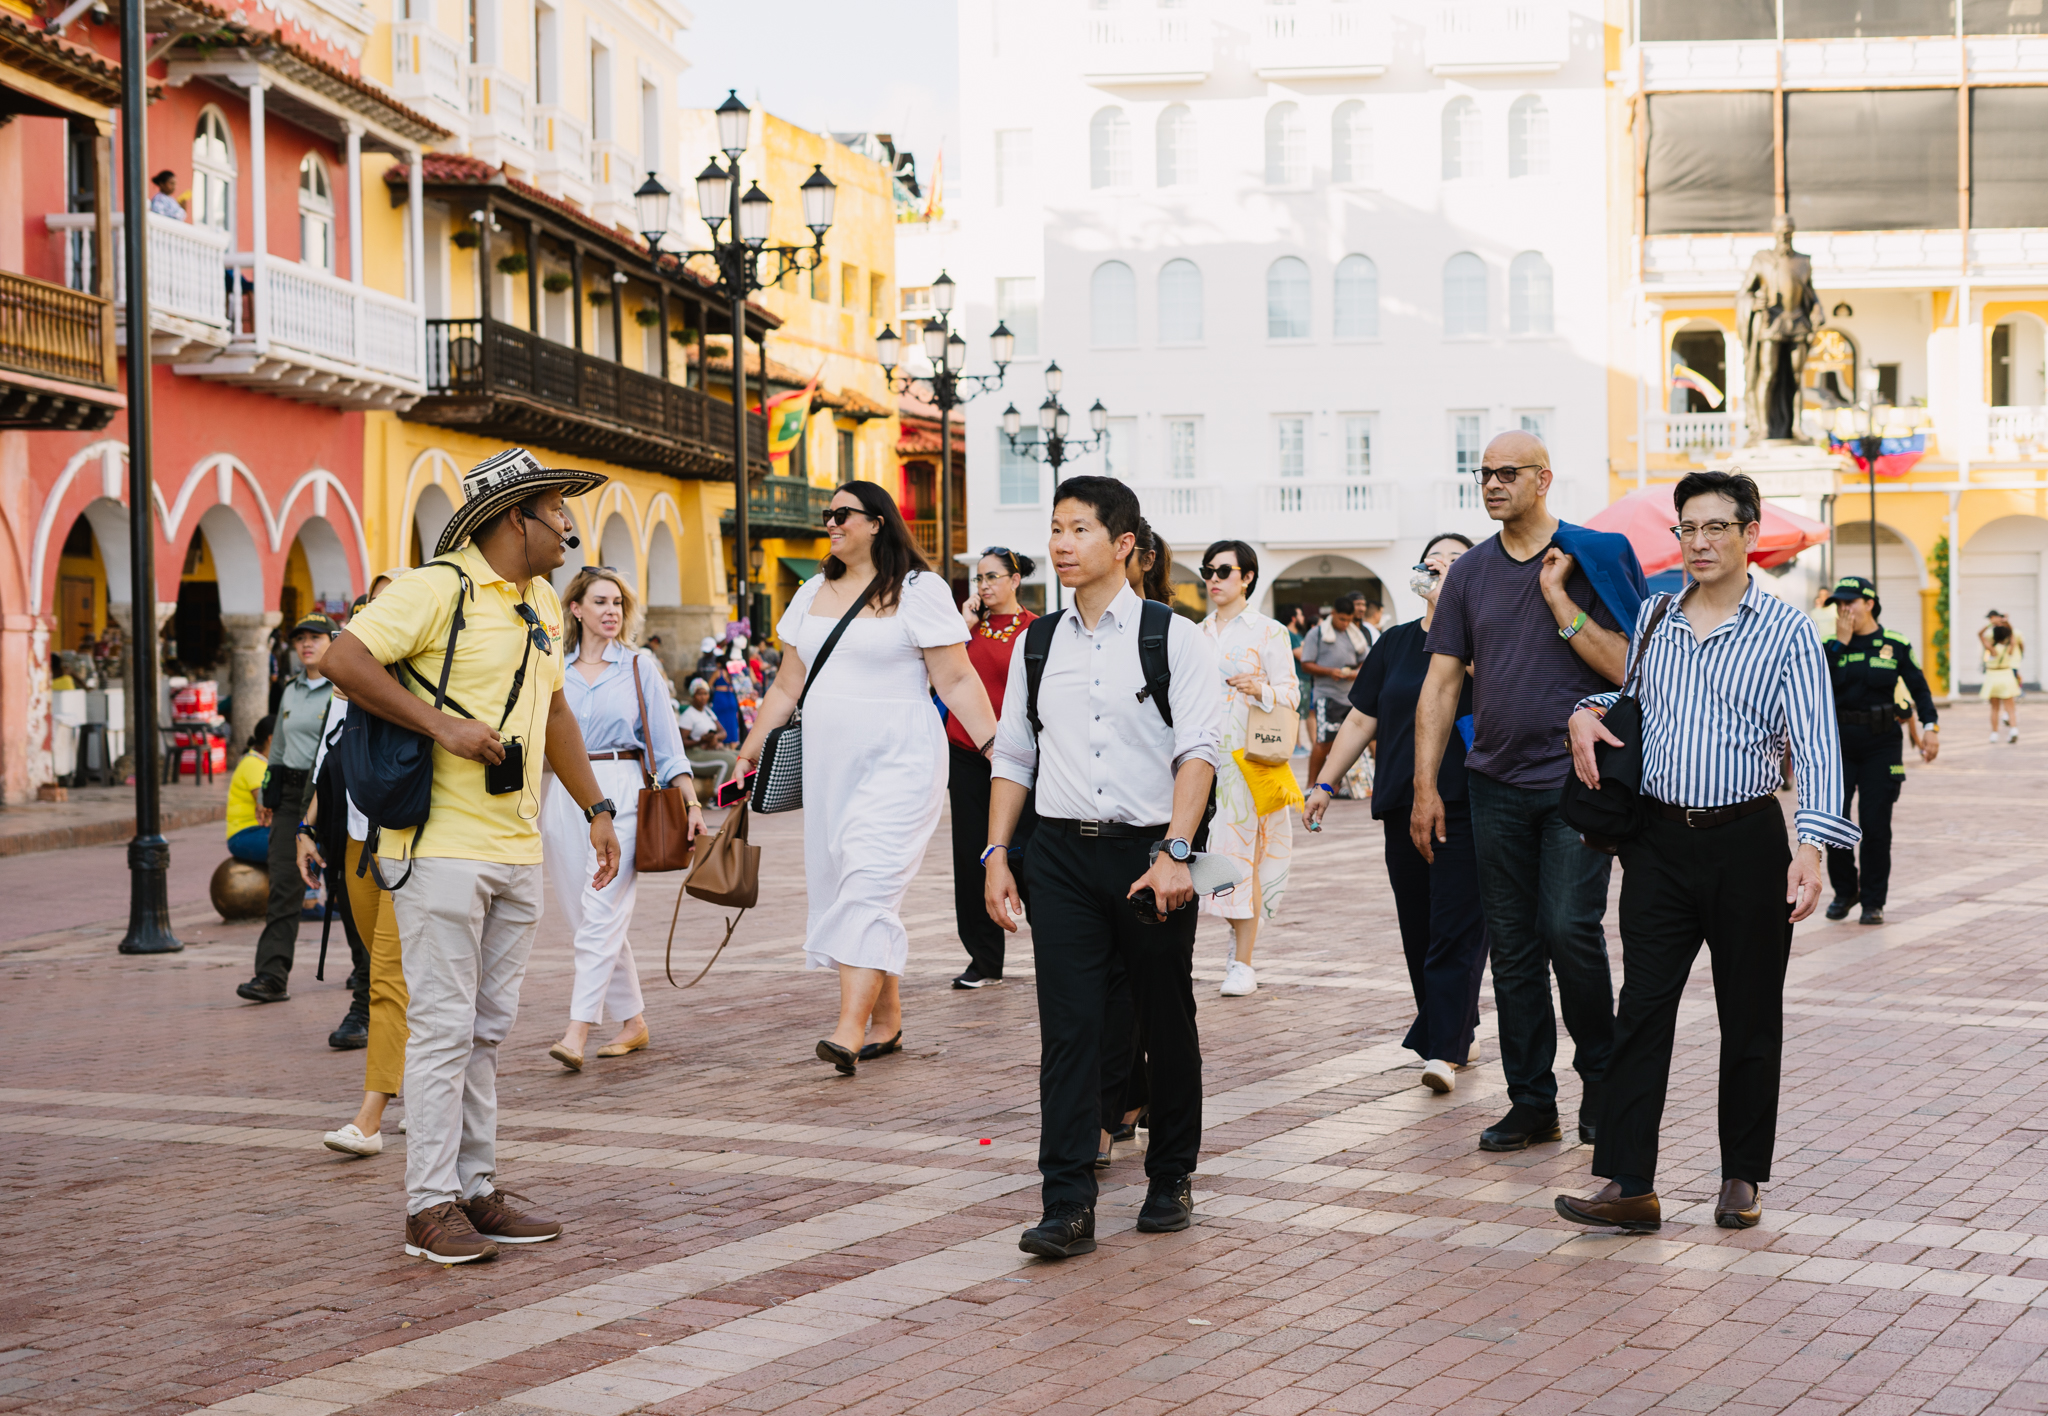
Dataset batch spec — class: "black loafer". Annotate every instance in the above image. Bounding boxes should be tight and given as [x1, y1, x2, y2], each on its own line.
[328, 1007, 369, 1050]
[236, 976, 289, 1004]
[1020, 1203, 1096, 1259]
[857, 1031, 902, 1062]
[1479, 1105, 1562, 1152]
[1136, 1175, 1194, 1233]
[1824, 894, 1858, 921]
[1578, 1119, 1597, 1145]
[1859, 906, 1885, 926]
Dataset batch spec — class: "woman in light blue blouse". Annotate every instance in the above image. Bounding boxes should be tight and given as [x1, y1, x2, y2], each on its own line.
[544, 567, 701, 1071]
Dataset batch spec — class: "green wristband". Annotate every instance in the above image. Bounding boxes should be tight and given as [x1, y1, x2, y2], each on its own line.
[1558, 610, 1588, 641]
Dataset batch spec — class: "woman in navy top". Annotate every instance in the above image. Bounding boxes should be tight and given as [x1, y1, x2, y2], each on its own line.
[1306, 532, 1488, 1095]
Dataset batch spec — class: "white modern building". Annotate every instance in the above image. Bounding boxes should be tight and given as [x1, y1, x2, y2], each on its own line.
[949, 0, 1614, 619]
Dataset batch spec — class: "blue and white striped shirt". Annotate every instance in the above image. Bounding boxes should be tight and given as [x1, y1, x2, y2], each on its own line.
[1578, 577, 1860, 850]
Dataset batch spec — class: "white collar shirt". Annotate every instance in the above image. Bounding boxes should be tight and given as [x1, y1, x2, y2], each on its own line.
[991, 581, 1222, 826]
[560, 641, 691, 788]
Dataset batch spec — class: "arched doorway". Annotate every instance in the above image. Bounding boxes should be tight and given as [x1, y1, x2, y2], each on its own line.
[410, 483, 456, 567]
[1991, 313, 2047, 411]
[195, 503, 268, 753]
[1832, 521, 1925, 662]
[1268, 554, 1386, 626]
[643, 519, 685, 677]
[1960, 514, 2048, 690]
[1669, 318, 1731, 415]
[598, 513, 638, 588]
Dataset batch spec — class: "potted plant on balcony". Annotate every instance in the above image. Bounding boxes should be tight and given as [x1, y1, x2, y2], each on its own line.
[587, 287, 611, 307]
[670, 326, 699, 345]
[495, 252, 529, 276]
[633, 307, 662, 327]
[542, 271, 573, 294]
[451, 226, 480, 249]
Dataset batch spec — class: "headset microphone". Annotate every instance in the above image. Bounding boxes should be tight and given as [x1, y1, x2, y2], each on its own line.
[519, 506, 580, 550]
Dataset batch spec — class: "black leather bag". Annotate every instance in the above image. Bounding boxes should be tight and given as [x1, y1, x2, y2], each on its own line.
[1559, 593, 1674, 855]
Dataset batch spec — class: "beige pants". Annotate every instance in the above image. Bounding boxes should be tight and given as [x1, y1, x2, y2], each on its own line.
[388, 855, 543, 1215]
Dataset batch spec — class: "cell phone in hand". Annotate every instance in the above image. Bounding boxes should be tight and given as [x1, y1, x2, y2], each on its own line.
[714, 769, 755, 808]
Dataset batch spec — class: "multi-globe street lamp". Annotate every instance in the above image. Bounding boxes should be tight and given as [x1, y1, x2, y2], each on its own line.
[874, 271, 1012, 578]
[645, 90, 837, 630]
[1000, 360, 1109, 475]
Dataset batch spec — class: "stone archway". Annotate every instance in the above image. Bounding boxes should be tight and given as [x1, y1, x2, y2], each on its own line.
[198, 502, 274, 756]
[641, 520, 686, 677]
[1960, 514, 2048, 690]
[1268, 553, 1387, 626]
[412, 483, 455, 566]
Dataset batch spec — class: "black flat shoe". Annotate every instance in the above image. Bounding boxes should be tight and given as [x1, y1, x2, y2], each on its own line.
[1479, 1105, 1562, 1152]
[1019, 1203, 1096, 1259]
[1095, 1137, 1113, 1169]
[815, 1039, 857, 1075]
[1136, 1175, 1193, 1233]
[857, 1031, 903, 1062]
[1109, 1119, 1138, 1144]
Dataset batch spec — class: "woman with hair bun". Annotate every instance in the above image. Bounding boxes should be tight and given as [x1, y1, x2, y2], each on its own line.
[947, 547, 1040, 989]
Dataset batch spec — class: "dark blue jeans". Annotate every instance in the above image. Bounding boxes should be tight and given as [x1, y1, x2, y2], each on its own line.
[1466, 770, 1615, 1117]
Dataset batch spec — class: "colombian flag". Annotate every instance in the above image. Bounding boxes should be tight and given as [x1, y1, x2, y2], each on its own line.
[1829, 431, 1928, 480]
[754, 369, 821, 466]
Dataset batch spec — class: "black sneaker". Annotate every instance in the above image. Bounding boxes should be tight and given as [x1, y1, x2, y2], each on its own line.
[236, 976, 289, 1004]
[1859, 906, 1885, 926]
[1824, 893, 1858, 921]
[1019, 1202, 1096, 1259]
[1478, 1105, 1562, 1152]
[952, 965, 1003, 989]
[1136, 1175, 1194, 1233]
[328, 1006, 369, 1050]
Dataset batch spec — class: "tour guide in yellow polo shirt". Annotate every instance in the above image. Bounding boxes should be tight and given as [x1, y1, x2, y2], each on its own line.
[326, 447, 623, 1266]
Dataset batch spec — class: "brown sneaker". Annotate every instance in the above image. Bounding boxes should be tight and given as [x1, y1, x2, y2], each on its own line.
[460, 1187, 563, 1244]
[405, 1201, 500, 1264]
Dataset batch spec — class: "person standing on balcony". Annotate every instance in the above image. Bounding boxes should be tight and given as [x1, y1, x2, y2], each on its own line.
[150, 170, 185, 221]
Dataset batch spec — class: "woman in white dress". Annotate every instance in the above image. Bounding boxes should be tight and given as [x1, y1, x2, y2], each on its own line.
[736, 481, 1001, 1075]
[1197, 540, 1300, 999]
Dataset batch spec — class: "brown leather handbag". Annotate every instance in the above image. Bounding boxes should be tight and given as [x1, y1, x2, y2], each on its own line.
[630, 651, 698, 873]
[664, 798, 759, 988]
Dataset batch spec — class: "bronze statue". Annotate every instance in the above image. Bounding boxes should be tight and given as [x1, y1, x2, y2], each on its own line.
[1736, 215, 1825, 443]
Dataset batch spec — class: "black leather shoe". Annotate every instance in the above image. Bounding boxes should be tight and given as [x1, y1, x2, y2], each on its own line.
[328, 1007, 369, 1050]
[1136, 1175, 1194, 1233]
[1019, 1202, 1096, 1259]
[1109, 1118, 1138, 1144]
[1577, 1119, 1597, 1145]
[236, 976, 289, 1004]
[1859, 906, 1885, 926]
[1479, 1105, 1562, 1152]
[1824, 893, 1858, 921]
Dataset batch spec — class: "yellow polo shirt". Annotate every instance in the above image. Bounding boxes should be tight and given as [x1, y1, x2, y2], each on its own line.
[341, 541, 566, 864]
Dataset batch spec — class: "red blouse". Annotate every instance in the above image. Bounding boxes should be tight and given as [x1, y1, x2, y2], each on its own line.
[945, 610, 1035, 752]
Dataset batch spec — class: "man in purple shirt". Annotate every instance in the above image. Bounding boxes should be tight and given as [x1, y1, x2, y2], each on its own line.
[1412, 430, 1635, 1153]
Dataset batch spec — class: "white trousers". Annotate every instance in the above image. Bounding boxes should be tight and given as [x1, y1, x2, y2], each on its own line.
[541, 758, 645, 1026]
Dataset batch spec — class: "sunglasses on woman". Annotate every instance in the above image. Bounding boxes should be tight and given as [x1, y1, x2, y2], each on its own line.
[1198, 564, 1241, 580]
[821, 506, 880, 528]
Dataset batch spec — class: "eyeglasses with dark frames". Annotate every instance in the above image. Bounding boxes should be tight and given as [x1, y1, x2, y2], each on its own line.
[1669, 520, 1753, 543]
[821, 506, 881, 528]
[1472, 463, 1545, 486]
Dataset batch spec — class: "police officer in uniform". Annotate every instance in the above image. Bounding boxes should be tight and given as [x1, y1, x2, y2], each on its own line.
[1821, 575, 1938, 925]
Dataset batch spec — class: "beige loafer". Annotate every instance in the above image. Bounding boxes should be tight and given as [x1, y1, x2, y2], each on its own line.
[595, 1029, 648, 1058]
[548, 1042, 584, 1072]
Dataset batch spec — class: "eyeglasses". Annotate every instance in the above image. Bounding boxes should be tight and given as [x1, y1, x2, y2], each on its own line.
[1473, 463, 1545, 486]
[514, 602, 552, 654]
[821, 506, 880, 528]
[972, 571, 1016, 586]
[1669, 520, 1752, 543]
[1198, 564, 1241, 580]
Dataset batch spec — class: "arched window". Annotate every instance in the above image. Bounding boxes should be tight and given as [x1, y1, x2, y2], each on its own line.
[1444, 252, 1486, 337]
[192, 107, 235, 233]
[1441, 96, 1479, 180]
[1264, 102, 1306, 185]
[1267, 256, 1310, 339]
[1155, 104, 1196, 187]
[1157, 258, 1202, 343]
[298, 154, 334, 272]
[1091, 260, 1136, 346]
[1509, 96, 1550, 178]
[1090, 107, 1132, 189]
[1332, 100, 1371, 185]
[1334, 254, 1378, 339]
[1509, 251, 1554, 334]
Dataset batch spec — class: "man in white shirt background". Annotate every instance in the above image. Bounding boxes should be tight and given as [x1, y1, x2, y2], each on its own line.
[985, 475, 1223, 1261]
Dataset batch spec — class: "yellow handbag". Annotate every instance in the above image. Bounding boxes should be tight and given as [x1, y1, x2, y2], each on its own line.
[1232, 749, 1306, 818]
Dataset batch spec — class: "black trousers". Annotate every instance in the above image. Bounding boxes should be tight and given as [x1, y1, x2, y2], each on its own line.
[1027, 825, 1201, 1210]
[946, 745, 1036, 977]
[252, 771, 310, 985]
[1596, 802, 1794, 1186]
[1382, 799, 1489, 1063]
[1826, 726, 1903, 909]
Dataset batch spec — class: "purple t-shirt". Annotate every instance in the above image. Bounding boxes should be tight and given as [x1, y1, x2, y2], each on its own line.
[1423, 534, 1621, 789]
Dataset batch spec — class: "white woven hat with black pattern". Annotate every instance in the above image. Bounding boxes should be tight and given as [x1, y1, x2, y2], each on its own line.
[434, 447, 606, 557]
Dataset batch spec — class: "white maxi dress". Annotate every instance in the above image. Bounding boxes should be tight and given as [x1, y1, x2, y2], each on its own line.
[778, 570, 968, 975]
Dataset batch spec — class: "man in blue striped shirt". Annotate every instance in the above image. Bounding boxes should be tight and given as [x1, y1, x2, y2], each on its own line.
[1554, 470, 1857, 1235]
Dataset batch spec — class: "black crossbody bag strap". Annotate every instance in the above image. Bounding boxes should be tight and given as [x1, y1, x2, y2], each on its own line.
[794, 578, 879, 716]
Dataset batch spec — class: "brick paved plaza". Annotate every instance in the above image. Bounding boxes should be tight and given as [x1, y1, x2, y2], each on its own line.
[3, 730, 2047, 1416]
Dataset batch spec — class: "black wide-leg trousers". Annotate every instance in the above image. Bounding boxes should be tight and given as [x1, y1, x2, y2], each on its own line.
[1027, 825, 1201, 1211]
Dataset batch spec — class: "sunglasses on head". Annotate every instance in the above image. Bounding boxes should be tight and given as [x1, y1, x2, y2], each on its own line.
[821, 505, 880, 528]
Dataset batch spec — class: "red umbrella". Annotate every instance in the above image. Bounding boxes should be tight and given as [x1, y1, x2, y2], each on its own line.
[1585, 487, 1831, 577]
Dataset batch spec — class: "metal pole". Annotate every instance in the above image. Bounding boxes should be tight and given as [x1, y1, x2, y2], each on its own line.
[117, 0, 179, 955]
[1868, 463, 1879, 595]
[937, 337, 951, 586]
[727, 170, 750, 634]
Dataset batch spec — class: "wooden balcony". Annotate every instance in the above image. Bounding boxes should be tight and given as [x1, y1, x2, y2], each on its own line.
[0, 269, 119, 431]
[719, 477, 836, 539]
[908, 519, 966, 562]
[405, 316, 767, 478]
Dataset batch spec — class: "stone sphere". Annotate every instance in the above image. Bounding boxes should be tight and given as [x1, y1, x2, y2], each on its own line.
[210, 859, 269, 920]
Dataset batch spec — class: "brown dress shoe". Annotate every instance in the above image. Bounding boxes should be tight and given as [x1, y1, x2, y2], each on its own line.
[1714, 1178, 1762, 1229]
[460, 1188, 563, 1244]
[1554, 1181, 1662, 1233]
[405, 1201, 500, 1264]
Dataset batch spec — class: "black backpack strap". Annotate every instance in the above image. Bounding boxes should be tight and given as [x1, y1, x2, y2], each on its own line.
[1022, 610, 1064, 740]
[1134, 599, 1175, 727]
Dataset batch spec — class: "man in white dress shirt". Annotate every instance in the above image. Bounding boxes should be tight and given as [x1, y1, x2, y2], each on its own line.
[985, 475, 1223, 1260]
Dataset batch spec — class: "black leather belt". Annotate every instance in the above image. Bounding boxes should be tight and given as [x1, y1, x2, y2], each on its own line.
[1649, 794, 1777, 830]
[1041, 817, 1166, 839]
[1837, 707, 1899, 728]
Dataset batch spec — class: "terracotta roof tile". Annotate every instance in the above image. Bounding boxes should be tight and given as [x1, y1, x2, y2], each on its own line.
[0, 9, 137, 108]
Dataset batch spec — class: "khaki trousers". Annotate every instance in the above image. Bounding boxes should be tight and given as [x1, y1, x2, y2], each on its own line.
[343, 838, 408, 1096]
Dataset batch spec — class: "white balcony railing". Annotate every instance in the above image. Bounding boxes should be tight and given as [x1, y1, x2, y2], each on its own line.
[1251, 2, 1390, 77]
[1633, 35, 2048, 95]
[1988, 407, 2048, 452]
[1259, 480, 1398, 547]
[1082, 11, 1214, 83]
[1129, 482, 1219, 547]
[1426, 1, 1570, 73]
[1650, 412, 1734, 455]
[389, 21, 466, 123]
[47, 211, 233, 356]
[468, 65, 533, 163]
[531, 104, 590, 199]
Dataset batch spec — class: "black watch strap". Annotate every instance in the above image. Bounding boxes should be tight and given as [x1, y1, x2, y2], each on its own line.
[584, 797, 617, 823]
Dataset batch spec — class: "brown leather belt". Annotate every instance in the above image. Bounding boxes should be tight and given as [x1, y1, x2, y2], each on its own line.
[587, 749, 643, 763]
[1649, 794, 1777, 830]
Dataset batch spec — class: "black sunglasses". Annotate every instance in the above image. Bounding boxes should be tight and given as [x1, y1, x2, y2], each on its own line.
[822, 506, 880, 528]
[514, 602, 552, 654]
[1198, 564, 1241, 580]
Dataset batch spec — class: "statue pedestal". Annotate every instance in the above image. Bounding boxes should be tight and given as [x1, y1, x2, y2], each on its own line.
[1708, 442, 1847, 504]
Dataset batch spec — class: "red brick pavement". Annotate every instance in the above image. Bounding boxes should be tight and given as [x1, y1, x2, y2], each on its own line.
[1, 733, 2046, 1415]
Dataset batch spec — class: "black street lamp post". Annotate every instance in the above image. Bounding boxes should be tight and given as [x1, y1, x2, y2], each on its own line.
[874, 270, 1012, 581]
[662, 91, 835, 631]
[999, 360, 1109, 476]
[1851, 367, 1883, 598]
